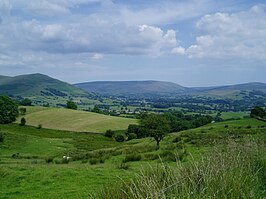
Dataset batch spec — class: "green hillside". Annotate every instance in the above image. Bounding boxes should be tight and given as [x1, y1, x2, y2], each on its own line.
[17, 106, 138, 133]
[0, 73, 88, 97]
[1, 118, 265, 198]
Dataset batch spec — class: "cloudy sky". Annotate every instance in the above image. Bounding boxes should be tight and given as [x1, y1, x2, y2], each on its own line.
[0, 0, 265, 86]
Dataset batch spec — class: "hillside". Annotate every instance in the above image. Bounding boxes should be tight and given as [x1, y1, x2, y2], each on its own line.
[17, 106, 138, 133]
[200, 82, 266, 97]
[75, 80, 188, 96]
[0, 73, 89, 98]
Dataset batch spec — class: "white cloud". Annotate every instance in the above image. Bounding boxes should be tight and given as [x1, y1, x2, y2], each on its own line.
[171, 46, 185, 55]
[186, 4, 266, 61]
[28, 0, 70, 16]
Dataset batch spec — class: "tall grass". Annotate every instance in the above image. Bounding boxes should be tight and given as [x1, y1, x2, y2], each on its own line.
[91, 139, 266, 199]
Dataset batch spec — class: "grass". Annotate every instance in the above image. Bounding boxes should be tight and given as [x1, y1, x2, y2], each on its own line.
[17, 106, 138, 133]
[1, 118, 266, 198]
[93, 139, 266, 199]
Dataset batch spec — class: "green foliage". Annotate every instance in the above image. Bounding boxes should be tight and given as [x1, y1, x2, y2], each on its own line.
[89, 158, 98, 165]
[20, 98, 32, 106]
[92, 106, 102, 114]
[96, 140, 266, 199]
[66, 100, 77, 110]
[19, 117, 26, 126]
[104, 129, 114, 138]
[45, 156, 54, 163]
[250, 106, 265, 118]
[123, 153, 142, 163]
[0, 131, 4, 142]
[0, 95, 19, 124]
[19, 107, 26, 115]
[127, 133, 137, 140]
[141, 113, 170, 146]
[127, 124, 143, 138]
[114, 134, 125, 142]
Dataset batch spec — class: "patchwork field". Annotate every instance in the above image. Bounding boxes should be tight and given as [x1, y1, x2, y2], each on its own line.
[17, 107, 138, 133]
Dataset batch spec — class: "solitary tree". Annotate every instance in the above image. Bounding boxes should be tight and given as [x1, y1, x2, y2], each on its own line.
[66, 100, 77, 110]
[0, 95, 19, 124]
[20, 117, 26, 126]
[141, 114, 170, 147]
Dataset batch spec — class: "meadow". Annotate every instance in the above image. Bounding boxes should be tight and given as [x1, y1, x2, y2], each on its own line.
[17, 106, 138, 133]
[1, 108, 266, 198]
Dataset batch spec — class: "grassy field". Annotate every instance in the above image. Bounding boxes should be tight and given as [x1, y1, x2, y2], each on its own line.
[1, 118, 266, 198]
[17, 106, 138, 133]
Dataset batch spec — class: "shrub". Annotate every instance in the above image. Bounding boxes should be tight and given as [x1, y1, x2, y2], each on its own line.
[246, 125, 252, 129]
[114, 134, 125, 142]
[127, 133, 137, 141]
[20, 117, 26, 126]
[45, 156, 54, 163]
[89, 158, 98, 165]
[81, 159, 88, 164]
[123, 153, 142, 163]
[224, 124, 229, 128]
[19, 107, 26, 115]
[104, 129, 114, 138]
[0, 131, 4, 143]
[37, 124, 42, 129]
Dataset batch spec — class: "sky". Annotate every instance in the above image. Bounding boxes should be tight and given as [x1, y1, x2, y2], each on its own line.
[0, 0, 266, 87]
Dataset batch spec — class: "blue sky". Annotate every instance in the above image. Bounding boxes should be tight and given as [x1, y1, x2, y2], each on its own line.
[0, 0, 265, 86]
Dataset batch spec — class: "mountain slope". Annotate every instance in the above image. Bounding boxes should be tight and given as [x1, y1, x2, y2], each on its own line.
[0, 73, 89, 98]
[200, 82, 266, 97]
[75, 80, 188, 96]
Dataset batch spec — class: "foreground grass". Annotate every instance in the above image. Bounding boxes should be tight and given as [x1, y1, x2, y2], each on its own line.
[17, 106, 138, 133]
[1, 118, 266, 198]
[94, 139, 266, 199]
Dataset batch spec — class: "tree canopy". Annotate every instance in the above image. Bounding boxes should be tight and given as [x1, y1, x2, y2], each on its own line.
[66, 100, 77, 110]
[250, 106, 265, 118]
[0, 95, 19, 124]
[140, 113, 170, 146]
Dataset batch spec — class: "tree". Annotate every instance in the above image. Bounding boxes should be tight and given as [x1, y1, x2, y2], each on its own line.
[250, 106, 265, 118]
[141, 114, 170, 147]
[0, 95, 19, 124]
[66, 100, 77, 110]
[92, 106, 102, 114]
[127, 124, 144, 138]
[19, 107, 26, 115]
[20, 98, 32, 106]
[20, 117, 26, 126]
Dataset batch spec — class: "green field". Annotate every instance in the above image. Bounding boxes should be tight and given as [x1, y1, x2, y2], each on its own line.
[17, 107, 138, 133]
[1, 117, 266, 198]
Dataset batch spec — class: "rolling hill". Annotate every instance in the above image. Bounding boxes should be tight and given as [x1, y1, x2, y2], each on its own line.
[0, 73, 89, 98]
[17, 106, 138, 133]
[75, 80, 188, 96]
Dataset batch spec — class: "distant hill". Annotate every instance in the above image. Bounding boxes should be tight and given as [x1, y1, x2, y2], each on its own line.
[199, 82, 266, 97]
[0, 73, 89, 98]
[75, 80, 188, 96]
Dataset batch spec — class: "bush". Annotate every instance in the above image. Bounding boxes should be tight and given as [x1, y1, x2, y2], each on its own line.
[246, 125, 252, 129]
[20, 117, 26, 126]
[123, 153, 142, 163]
[89, 158, 98, 165]
[45, 156, 54, 163]
[224, 124, 229, 128]
[19, 107, 26, 115]
[37, 124, 42, 129]
[0, 131, 4, 143]
[104, 129, 114, 138]
[114, 134, 125, 142]
[66, 100, 77, 110]
[127, 133, 137, 141]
